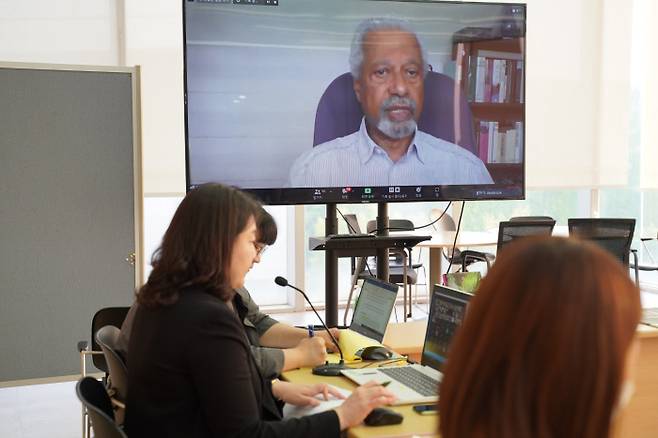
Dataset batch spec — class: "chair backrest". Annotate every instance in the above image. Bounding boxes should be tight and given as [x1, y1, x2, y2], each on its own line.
[568, 218, 635, 266]
[96, 325, 129, 402]
[497, 219, 556, 253]
[510, 216, 555, 222]
[343, 213, 363, 234]
[430, 210, 457, 232]
[366, 219, 415, 234]
[76, 377, 127, 438]
[313, 71, 476, 154]
[90, 307, 130, 372]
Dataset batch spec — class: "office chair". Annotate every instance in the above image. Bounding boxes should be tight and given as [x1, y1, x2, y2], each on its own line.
[509, 216, 555, 222]
[342, 218, 422, 324]
[96, 325, 129, 424]
[77, 306, 129, 438]
[430, 209, 495, 272]
[496, 219, 556, 252]
[370, 219, 422, 320]
[76, 377, 128, 438]
[313, 71, 477, 154]
[460, 219, 556, 269]
[568, 218, 639, 283]
[366, 219, 422, 282]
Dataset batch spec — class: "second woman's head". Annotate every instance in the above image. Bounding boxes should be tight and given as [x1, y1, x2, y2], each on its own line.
[140, 184, 261, 306]
[439, 236, 641, 438]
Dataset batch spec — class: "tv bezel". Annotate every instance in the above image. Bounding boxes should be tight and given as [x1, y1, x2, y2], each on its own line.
[182, 0, 526, 205]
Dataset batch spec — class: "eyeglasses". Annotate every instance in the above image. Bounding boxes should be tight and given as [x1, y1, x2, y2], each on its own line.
[254, 243, 268, 256]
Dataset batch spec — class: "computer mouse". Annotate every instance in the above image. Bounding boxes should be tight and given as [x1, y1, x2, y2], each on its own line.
[358, 345, 394, 361]
[364, 407, 404, 426]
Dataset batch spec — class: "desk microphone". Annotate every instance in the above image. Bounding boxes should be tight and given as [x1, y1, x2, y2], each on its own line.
[274, 276, 347, 376]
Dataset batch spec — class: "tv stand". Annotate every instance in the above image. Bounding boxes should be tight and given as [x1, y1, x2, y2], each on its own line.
[321, 203, 429, 326]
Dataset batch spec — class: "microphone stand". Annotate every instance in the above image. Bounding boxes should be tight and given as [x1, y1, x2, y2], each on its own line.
[275, 277, 347, 376]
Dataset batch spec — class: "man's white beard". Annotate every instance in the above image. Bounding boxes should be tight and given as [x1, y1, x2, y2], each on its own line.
[375, 95, 418, 139]
[377, 117, 417, 139]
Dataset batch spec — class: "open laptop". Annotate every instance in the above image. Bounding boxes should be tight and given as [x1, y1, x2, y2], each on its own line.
[341, 285, 472, 405]
[348, 277, 399, 342]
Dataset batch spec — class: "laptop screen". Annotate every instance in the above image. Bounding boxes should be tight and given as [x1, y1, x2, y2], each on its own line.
[421, 285, 472, 371]
[350, 277, 399, 342]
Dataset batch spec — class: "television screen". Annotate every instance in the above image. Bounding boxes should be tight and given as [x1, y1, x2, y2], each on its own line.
[184, 0, 526, 204]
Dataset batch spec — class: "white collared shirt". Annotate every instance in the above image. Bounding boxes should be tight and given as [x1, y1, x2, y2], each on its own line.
[288, 119, 493, 187]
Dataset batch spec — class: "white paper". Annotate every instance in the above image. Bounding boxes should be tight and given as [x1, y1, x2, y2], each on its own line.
[282, 385, 352, 418]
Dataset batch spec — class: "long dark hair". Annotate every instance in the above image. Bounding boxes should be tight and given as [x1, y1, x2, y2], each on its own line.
[439, 236, 641, 438]
[138, 184, 260, 307]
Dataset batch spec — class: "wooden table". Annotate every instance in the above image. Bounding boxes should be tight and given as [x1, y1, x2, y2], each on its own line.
[415, 231, 498, 287]
[616, 324, 658, 438]
[282, 366, 438, 438]
[383, 321, 658, 438]
[383, 320, 428, 363]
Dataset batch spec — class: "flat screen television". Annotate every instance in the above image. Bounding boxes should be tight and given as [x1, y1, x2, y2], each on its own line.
[183, 0, 526, 205]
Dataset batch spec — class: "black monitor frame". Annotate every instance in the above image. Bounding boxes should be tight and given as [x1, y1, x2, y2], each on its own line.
[182, 0, 527, 205]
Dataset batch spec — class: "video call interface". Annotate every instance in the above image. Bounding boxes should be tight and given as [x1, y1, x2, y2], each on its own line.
[184, 0, 526, 204]
[422, 289, 469, 371]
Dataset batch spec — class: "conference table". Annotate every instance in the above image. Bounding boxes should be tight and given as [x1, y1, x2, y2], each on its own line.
[414, 231, 498, 287]
[282, 362, 438, 438]
[282, 321, 658, 437]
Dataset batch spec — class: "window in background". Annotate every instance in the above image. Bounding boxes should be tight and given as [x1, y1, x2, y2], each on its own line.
[303, 204, 357, 304]
[304, 201, 451, 305]
[244, 206, 290, 307]
[462, 190, 591, 231]
[303, 192, 593, 305]
[599, 0, 658, 289]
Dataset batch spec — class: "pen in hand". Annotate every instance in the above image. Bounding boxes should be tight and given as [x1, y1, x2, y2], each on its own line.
[307, 324, 314, 338]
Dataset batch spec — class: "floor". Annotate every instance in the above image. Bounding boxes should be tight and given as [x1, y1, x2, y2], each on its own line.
[1, 281, 655, 438]
[0, 381, 82, 438]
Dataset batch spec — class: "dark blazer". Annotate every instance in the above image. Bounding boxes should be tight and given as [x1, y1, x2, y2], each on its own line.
[125, 288, 340, 438]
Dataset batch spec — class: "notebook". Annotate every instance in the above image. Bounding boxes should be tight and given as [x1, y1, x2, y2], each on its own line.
[341, 285, 472, 405]
[338, 277, 399, 360]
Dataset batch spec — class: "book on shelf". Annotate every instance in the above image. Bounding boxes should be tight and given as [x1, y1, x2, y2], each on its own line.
[477, 121, 523, 164]
[469, 50, 524, 103]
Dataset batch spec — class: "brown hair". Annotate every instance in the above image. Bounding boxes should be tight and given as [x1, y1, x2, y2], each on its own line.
[257, 208, 278, 246]
[138, 184, 260, 307]
[439, 236, 641, 438]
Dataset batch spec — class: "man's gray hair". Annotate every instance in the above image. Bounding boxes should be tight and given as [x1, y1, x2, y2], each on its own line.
[349, 17, 429, 79]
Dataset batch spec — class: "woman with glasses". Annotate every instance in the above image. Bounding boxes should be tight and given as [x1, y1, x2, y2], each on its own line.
[118, 207, 337, 379]
[234, 208, 341, 379]
[125, 184, 396, 437]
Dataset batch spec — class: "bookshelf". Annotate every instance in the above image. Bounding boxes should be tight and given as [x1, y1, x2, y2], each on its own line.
[453, 36, 525, 184]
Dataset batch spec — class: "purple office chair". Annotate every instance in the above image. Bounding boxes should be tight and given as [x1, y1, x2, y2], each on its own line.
[312, 71, 476, 154]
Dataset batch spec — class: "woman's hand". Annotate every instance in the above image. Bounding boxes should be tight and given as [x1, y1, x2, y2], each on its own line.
[318, 328, 341, 353]
[271, 381, 346, 407]
[295, 336, 328, 367]
[333, 382, 397, 430]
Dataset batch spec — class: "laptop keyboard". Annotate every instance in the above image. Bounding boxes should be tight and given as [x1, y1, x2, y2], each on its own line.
[643, 308, 658, 325]
[379, 367, 439, 396]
